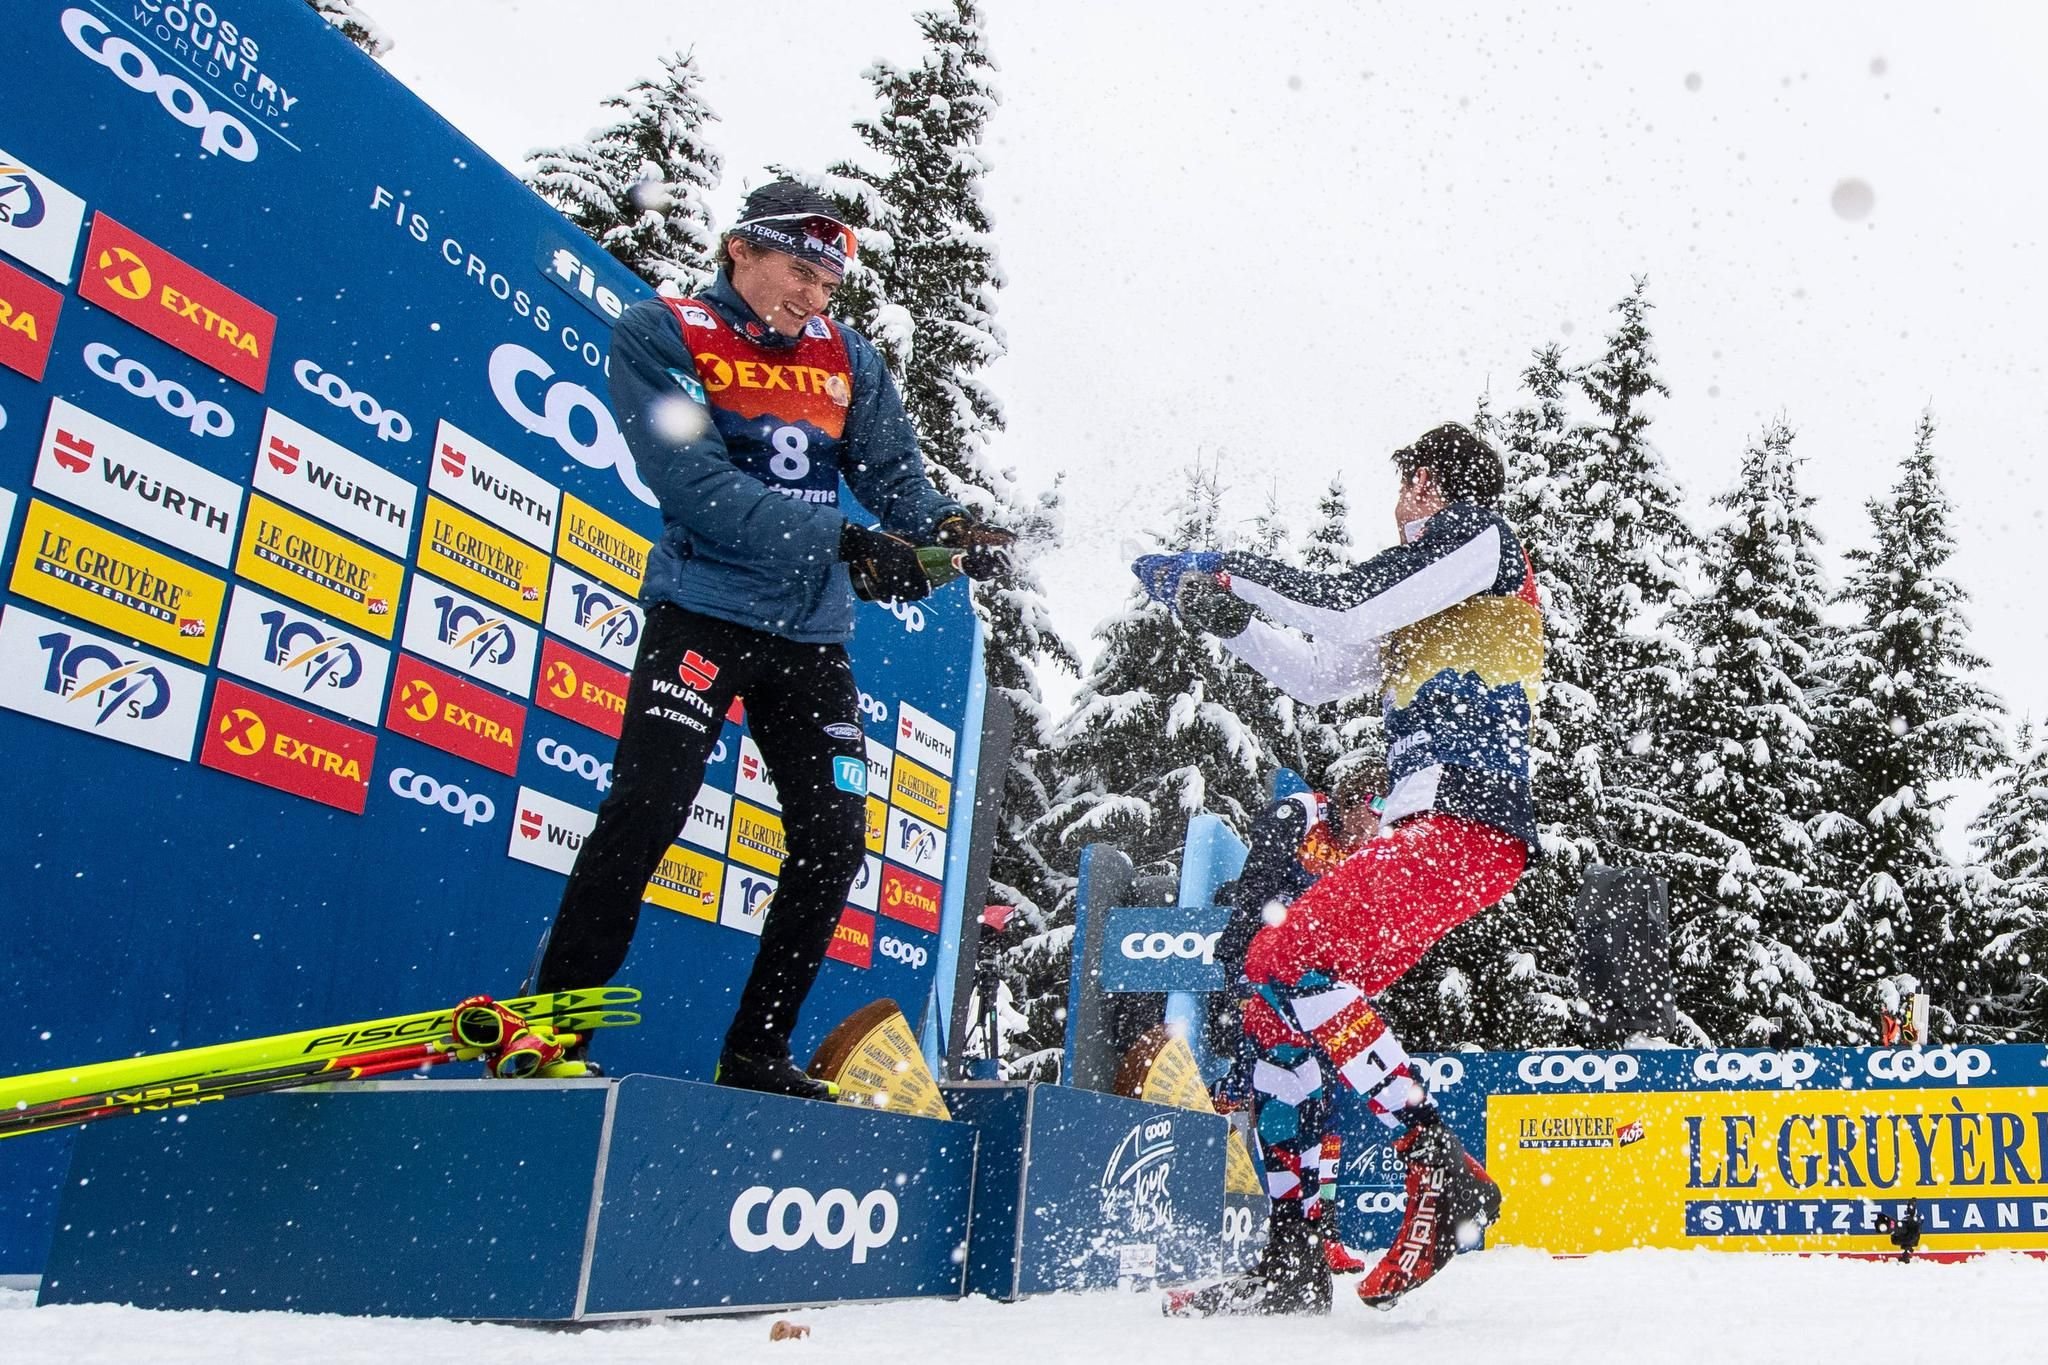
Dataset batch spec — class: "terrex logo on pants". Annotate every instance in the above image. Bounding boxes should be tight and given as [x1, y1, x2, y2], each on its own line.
[727, 1185, 899, 1264]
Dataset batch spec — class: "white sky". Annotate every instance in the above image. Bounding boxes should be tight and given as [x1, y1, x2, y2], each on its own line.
[376, 1, 2046, 830]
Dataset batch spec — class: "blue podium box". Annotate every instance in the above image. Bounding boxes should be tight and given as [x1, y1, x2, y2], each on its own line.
[39, 1074, 977, 1320]
[943, 1082, 1227, 1299]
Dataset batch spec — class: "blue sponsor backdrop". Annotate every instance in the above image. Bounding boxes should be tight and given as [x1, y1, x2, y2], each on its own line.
[0, 0, 983, 1274]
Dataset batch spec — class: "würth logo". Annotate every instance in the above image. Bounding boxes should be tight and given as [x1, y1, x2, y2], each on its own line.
[678, 651, 719, 691]
[266, 437, 300, 475]
[53, 429, 92, 474]
[519, 808, 543, 840]
[439, 443, 466, 479]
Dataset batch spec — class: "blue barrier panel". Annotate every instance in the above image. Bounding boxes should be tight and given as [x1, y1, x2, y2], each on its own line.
[40, 1074, 978, 1318]
[945, 1081, 1226, 1298]
[1097, 905, 1234, 994]
[0, 0, 985, 1274]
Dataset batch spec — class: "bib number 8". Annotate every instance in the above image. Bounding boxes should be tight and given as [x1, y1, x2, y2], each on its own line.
[770, 426, 811, 481]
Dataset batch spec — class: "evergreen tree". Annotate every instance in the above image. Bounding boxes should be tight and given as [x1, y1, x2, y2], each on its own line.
[526, 52, 721, 296]
[1969, 724, 2048, 1036]
[1663, 420, 1856, 1042]
[1810, 413, 2006, 1035]
[307, 0, 390, 57]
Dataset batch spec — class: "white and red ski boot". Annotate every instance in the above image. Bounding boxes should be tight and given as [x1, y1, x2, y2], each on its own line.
[1357, 1110, 1501, 1310]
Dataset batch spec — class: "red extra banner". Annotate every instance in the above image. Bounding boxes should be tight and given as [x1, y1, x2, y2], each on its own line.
[536, 637, 628, 739]
[384, 653, 525, 776]
[826, 907, 876, 969]
[200, 679, 376, 813]
[0, 257, 61, 381]
[78, 214, 275, 391]
[879, 864, 942, 934]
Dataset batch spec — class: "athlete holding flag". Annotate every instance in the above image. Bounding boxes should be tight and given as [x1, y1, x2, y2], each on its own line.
[1137, 422, 1544, 1314]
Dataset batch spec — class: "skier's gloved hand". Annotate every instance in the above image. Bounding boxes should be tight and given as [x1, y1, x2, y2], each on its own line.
[1176, 572, 1253, 637]
[935, 515, 1017, 580]
[1131, 550, 1222, 607]
[841, 523, 933, 602]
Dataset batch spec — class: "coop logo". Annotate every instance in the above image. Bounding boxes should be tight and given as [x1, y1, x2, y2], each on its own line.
[881, 598, 926, 633]
[1866, 1047, 1992, 1085]
[35, 628, 171, 724]
[80, 216, 274, 391]
[294, 360, 413, 443]
[487, 342, 653, 508]
[1354, 1190, 1406, 1216]
[728, 1185, 899, 1265]
[389, 768, 495, 826]
[1120, 930, 1221, 965]
[1101, 1118, 1176, 1233]
[1691, 1051, 1820, 1088]
[537, 736, 612, 794]
[857, 691, 888, 724]
[878, 936, 929, 970]
[1221, 1204, 1259, 1244]
[1516, 1053, 1640, 1091]
[85, 343, 234, 439]
[1420, 1056, 1466, 1093]
[61, 9, 258, 161]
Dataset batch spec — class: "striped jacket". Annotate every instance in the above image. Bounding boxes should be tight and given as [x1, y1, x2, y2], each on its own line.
[1217, 502, 1545, 848]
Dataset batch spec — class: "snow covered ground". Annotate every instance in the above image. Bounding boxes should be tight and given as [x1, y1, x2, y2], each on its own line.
[6, 1247, 2046, 1364]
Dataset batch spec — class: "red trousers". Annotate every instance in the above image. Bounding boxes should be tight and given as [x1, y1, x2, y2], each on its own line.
[1242, 814, 1528, 996]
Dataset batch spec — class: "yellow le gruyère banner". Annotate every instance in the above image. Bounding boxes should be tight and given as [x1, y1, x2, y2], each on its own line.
[1486, 1085, 2048, 1253]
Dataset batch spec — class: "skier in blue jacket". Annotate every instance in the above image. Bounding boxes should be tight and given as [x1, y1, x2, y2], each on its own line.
[530, 179, 1012, 1098]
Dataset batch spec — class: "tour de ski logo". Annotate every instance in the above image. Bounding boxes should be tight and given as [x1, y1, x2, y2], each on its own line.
[1100, 1117, 1177, 1234]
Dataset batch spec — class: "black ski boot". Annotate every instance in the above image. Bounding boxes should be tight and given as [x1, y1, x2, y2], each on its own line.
[1358, 1108, 1501, 1310]
[1162, 1199, 1333, 1317]
[714, 1047, 841, 1102]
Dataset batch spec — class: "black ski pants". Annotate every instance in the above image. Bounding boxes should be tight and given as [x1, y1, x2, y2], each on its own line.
[534, 603, 867, 1057]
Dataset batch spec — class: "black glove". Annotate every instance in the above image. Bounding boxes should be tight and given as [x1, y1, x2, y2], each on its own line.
[840, 523, 932, 603]
[1175, 572, 1253, 637]
[935, 515, 1017, 580]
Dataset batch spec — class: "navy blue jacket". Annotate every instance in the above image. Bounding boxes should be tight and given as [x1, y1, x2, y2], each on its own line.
[610, 273, 962, 643]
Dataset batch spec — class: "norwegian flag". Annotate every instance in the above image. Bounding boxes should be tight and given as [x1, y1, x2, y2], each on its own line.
[52, 429, 93, 474]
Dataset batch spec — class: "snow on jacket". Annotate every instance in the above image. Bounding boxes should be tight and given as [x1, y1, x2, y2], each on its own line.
[1216, 502, 1545, 848]
[609, 271, 963, 643]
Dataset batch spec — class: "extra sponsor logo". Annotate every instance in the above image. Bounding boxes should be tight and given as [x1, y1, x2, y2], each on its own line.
[679, 783, 732, 854]
[0, 147, 88, 283]
[1516, 1053, 1641, 1092]
[385, 653, 525, 777]
[400, 574, 537, 699]
[886, 807, 947, 879]
[234, 492, 401, 639]
[506, 785, 595, 875]
[890, 755, 952, 830]
[556, 492, 650, 596]
[692, 352, 851, 403]
[253, 408, 418, 556]
[877, 934, 929, 971]
[429, 418, 558, 550]
[896, 701, 956, 777]
[827, 907, 876, 969]
[1690, 1051, 1820, 1089]
[542, 560, 642, 669]
[293, 359, 412, 444]
[720, 866, 778, 936]
[728, 798, 788, 873]
[1865, 1047, 1992, 1085]
[879, 863, 942, 934]
[33, 397, 243, 567]
[487, 342, 654, 508]
[1101, 1117, 1177, 1234]
[59, 8, 258, 161]
[536, 637, 627, 739]
[0, 257, 61, 381]
[643, 841, 723, 921]
[10, 497, 225, 664]
[84, 342, 234, 439]
[0, 603, 204, 760]
[735, 734, 781, 811]
[536, 735, 611, 794]
[388, 766, 495, 827]
[200, 679, 375, 813]
[419, 494, 548, 622]
[79, 214, 273, 390]
[727, 1185, 899, 1264]
[1119, 929, 1221, 965]
[847, 853, 881, 911]
[217, 585, 391, 725]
